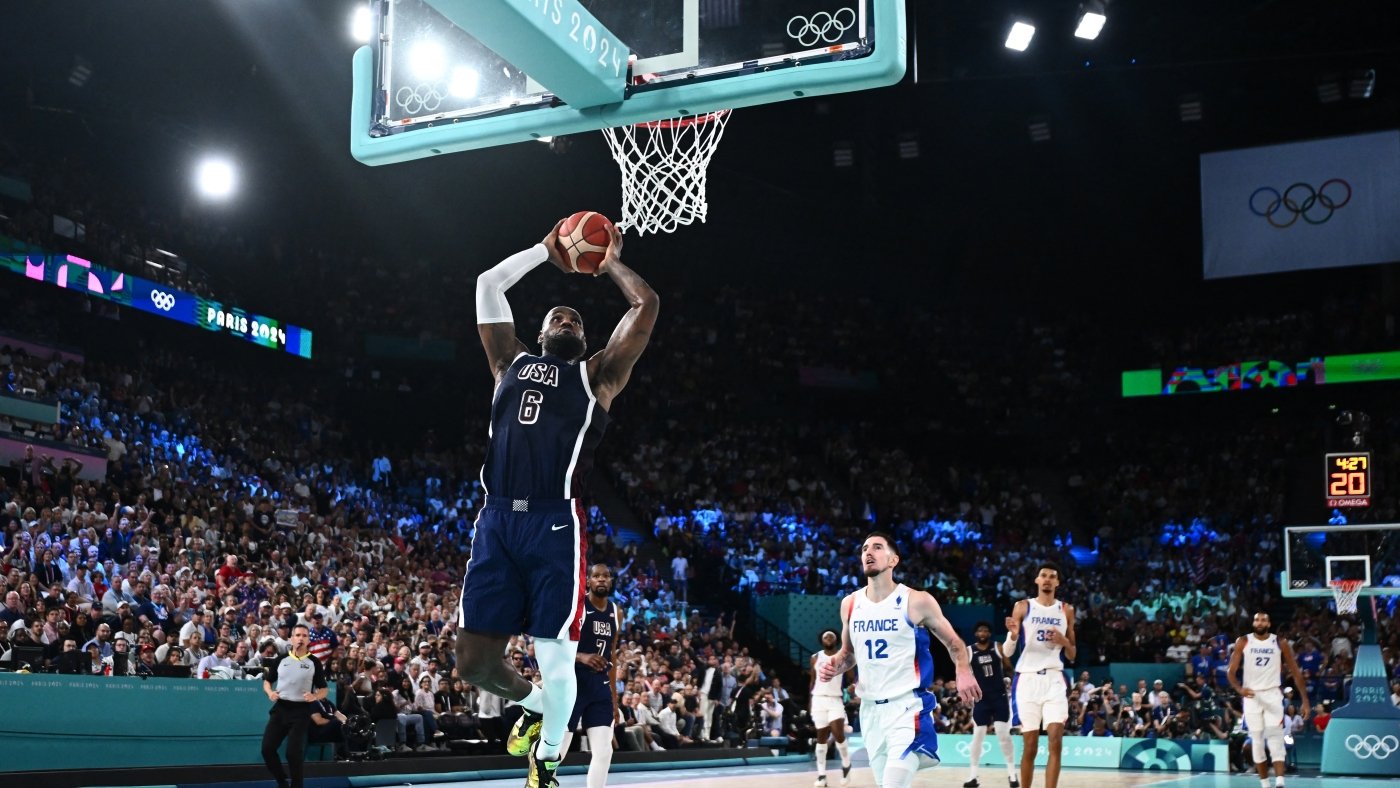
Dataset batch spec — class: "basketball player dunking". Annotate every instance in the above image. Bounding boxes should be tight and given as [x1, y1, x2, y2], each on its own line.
[820, 533, 981, 788]
[1226, 611, 1310, 788]
[459, 220, 658, 788]
[1004, 562, 1075, 788]
[559, 564, 624, 788]
[963, 622, 1018, 788]
[810, 628, 853, 787]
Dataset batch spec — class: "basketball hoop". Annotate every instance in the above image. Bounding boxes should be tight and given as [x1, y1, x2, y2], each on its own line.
[602, 110, 731, 236]
[1329, 579, 1365, 615]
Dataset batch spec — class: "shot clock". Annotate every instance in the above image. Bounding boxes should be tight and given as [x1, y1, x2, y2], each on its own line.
[1325, 452, 1371, 508]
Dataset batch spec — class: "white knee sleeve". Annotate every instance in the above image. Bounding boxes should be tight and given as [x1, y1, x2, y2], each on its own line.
[1252, 736, 1268, 764]
[586, 726, 613, 788]
[816, 742, 829, 775]
[836, 738, 851, 766]
[994, 721, 1016, 769]
[1265, 730, 1287, 762]
[533, 637, 580, 759]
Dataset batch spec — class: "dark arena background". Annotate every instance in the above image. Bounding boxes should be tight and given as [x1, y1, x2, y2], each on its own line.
[0, 2, 1398, 788]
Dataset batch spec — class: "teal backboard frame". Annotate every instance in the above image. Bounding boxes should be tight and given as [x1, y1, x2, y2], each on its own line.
[1279, 522, 1399, 598]
[350, 0, 906, 166]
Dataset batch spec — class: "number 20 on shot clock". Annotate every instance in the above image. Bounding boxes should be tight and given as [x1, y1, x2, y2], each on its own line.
[1325, 452, 1371, 508]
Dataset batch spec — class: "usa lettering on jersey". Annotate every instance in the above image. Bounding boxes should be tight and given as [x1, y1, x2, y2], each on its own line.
[518, 362, 561, 387]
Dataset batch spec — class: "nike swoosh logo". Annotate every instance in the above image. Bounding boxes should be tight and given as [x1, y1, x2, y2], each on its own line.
[551, 523, 571, 531]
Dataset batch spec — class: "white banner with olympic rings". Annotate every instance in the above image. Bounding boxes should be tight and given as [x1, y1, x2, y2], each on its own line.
[1201, 130, 1400, 279]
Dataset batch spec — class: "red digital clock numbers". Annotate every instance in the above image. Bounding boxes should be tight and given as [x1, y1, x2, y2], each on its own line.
[1325, 452, 1371, 508]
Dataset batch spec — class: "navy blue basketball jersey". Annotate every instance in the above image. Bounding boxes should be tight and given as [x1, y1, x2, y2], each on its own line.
[482, 353, 610, 499]
[971, 642, 1007, 698]
[577, 599, 617, 692]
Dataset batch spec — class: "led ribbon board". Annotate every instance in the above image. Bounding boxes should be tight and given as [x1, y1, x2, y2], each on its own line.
[1122, 352, 1400, 396]
[1, 238, 312, 359]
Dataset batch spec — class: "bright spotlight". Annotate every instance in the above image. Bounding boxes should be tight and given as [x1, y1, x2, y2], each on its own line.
[1074, 11, 1106, 40]
[351, 5, 373, 43]
[408, 40, 448, 82]
[1005, 22, 1036, 52]
[195, 157, 237, 200]
[449, 66, 479, 98]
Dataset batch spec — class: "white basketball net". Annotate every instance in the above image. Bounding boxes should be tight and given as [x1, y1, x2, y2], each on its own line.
[603, 110, 731, 236]
[1330, 579, 1364, 615]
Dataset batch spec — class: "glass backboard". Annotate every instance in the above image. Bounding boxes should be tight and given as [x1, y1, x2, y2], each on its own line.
[351, 0, 905, 165]
[1281, 523, 1400, 596]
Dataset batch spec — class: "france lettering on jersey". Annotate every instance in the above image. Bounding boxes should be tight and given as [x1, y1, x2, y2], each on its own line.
[849, 583, 932, 699]
[812, 652, 844, 699]
[482, 353, 609, 499]
[970, 643, 1007, 698]
[1014, 598, 1067, 674]
[1240, 634, 1282, 692]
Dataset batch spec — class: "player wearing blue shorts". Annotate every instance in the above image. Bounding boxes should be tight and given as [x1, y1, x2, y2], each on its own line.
[963, 622, 1018, 788]
[558, 564, 623, 788]
[460, 220, 657, 788]
[820, 533, 981, 788]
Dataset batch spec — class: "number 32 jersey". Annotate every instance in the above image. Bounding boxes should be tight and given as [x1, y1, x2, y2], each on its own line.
[482, 353, 610, 499]
[849, 583, 933, 699]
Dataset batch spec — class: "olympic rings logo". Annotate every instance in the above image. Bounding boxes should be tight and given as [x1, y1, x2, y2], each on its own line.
[1345, 734, 1398, 760]
[1249, 179, 1351, 228]
[954, 741, 992, 757]
[395, 83, 444, 115]
[787, 7, 857, 47]
[149, 290, 176, 312]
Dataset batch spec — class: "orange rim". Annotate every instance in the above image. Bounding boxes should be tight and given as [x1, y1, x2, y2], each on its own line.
[636, 110, 730, 130]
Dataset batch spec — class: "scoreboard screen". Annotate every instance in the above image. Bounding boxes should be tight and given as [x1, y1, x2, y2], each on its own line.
[1325, 452, 1371, 508]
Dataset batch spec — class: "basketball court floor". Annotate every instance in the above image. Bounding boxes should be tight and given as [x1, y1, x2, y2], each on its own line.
[439, 757, 1400, 788]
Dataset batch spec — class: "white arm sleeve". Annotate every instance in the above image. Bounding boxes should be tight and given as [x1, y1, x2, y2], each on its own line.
[476, 244, 549, 324]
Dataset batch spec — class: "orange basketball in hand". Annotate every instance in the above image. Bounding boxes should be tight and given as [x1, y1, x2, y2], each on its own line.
[555, 211, 614, 274]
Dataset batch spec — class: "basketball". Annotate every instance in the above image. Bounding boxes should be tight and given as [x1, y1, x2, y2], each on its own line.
[555, 211, 614, 274]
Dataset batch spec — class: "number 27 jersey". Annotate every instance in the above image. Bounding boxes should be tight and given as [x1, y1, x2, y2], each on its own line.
[482, 352, 610, 499]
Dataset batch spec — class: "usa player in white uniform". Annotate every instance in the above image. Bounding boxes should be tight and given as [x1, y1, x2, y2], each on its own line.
[1003, 563, 1075, 788]
[811, 629, 852, 787]
[820, 533, 980, 788]
[1226, 611, 1310, 788]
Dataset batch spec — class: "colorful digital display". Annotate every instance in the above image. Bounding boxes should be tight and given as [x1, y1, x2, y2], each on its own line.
[0, 237, 312, 358]
[1325, 452, 1371, 508]
[1122, 352, 1400, 397]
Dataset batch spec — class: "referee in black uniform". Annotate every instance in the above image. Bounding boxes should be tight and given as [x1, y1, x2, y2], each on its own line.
[261, 623, 328, 788]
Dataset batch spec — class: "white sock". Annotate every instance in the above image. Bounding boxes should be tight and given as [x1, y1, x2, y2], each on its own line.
[586, 726, 614, 788]
[994, 721, 1016, 778]
[1261, 779, 1271, 788]
[532, 637, 580, 762]
[519, 684, 544, 715]
[836, 738, 851, 767]
[816, 742, 829, 777]
[1275, 778, 1285, 787]
[558, 730, 574, 759]
[968, 726, 987, 779]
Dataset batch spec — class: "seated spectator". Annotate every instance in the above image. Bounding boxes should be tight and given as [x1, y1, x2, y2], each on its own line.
[196, 639, 236, 678]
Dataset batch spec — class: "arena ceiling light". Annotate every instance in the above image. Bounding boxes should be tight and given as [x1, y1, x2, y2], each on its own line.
[195, 157, 238, 200]
[1074, 2, 1107, 40]
[1005, 21, 1036, 51]
[350, 5, 373, 44]
[1349, 69, 1376, 100]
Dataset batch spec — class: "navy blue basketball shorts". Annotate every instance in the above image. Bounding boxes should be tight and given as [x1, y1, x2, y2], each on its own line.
[972, 694, 1011, 726]
[458, 496, 587, 640]
[569, 682, 615, 730]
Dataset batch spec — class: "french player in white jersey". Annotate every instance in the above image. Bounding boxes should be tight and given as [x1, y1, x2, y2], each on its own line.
[810, 628, 853, 787]
[1225, 611, 1311, 788]
[1003, 562, 1075, 788]
[819, 533, 981, 788]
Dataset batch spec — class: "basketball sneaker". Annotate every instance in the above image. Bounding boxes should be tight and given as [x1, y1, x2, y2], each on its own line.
[507, 710, 543, 757]
[963, 780, 980, 788]
[841, 765, 852, 786]
[1009, 778, 1020, 788]
[526, 740, 561, 788]
[814, 776, 828, 787]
